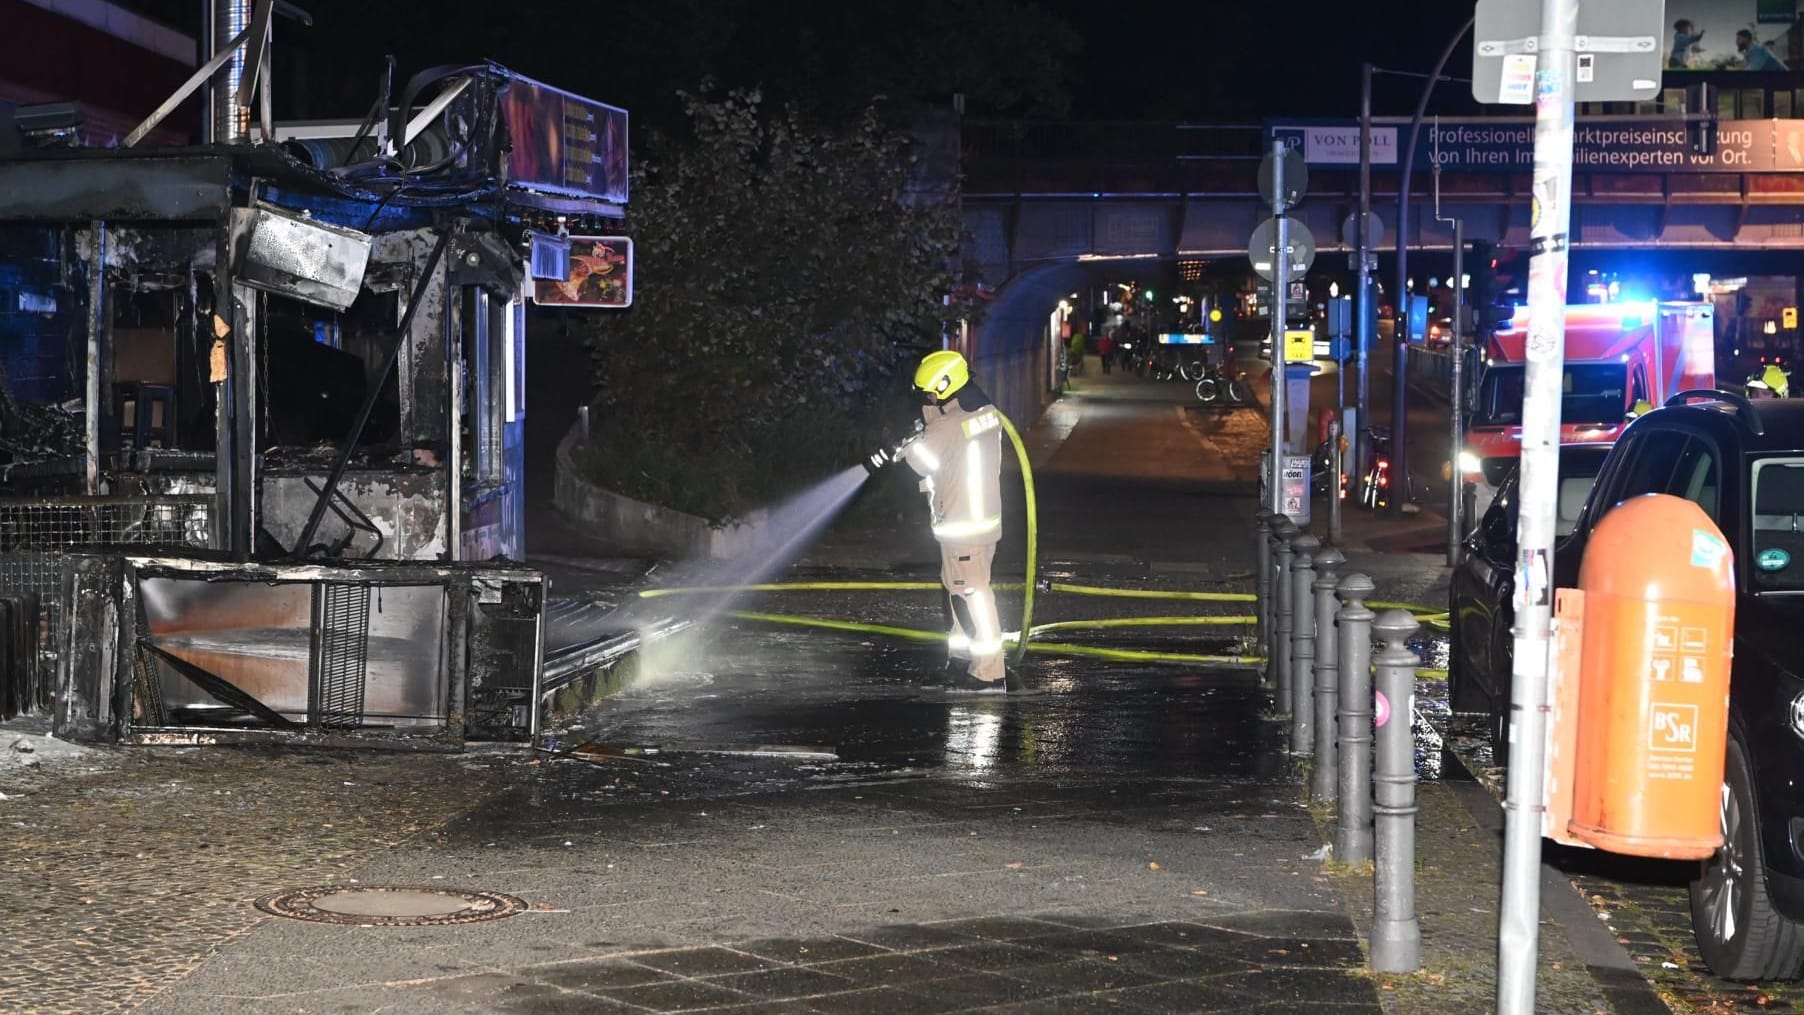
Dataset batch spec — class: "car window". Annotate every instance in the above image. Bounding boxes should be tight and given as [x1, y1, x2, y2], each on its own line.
[1556, 447, 1611, 538]
[1610, 428, 1688, 505]
[1669, 438, 1721, 523]
[1751, 458, 1804, 592]
[1474, 445, 1612, 556]
[1473, 363, 1631, 427]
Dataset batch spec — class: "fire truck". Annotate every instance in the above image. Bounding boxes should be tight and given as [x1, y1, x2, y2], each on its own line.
[1460, 300, 1717, 517]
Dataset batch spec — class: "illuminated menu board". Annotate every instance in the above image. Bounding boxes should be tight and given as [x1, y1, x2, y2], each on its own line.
[500, 70, 629, 205]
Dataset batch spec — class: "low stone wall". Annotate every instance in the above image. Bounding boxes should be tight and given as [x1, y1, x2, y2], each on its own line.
[553, 425, 767, 560]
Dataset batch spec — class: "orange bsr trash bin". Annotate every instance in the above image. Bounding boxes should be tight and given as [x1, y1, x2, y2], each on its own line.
[1567, 493, 1734, 860]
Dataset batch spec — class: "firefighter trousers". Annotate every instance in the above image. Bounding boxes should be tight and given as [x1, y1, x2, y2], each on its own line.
[940, 541, 1004, 682]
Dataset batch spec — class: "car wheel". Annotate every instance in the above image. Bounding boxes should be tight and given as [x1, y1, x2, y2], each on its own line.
[1690, 736, 1804, 981]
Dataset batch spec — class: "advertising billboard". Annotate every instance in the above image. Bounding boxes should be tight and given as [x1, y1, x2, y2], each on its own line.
[1271, 118, 1804, 172]
[1666, 1, 1800, 71]
[531, 237, 633, 308]
[499, 71, 629, 205]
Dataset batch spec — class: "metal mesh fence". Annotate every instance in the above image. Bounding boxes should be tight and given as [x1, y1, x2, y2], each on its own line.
[0, 496, 214, 652]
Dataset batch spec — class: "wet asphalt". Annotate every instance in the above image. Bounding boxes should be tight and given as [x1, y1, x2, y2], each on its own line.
[135, 360, 1409, 1014]
[1, 355, 1762, 1014]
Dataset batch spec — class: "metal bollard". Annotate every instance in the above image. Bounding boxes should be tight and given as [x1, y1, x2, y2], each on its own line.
[1334, 572, 1375, 865]
[1255, 509, 1272, 649]
[1272, 519, 1297, 713]
[1370, 609, 1422, 973]
[1311, 547, 1345, 801]
[1290, 534, 1320, 756]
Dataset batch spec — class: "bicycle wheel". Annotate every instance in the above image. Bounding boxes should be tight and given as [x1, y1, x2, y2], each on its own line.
[1228, 380, 1251, 404]
[1195, 378, 1219, 402]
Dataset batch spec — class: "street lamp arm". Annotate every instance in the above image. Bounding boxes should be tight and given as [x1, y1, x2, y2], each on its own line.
[1388, 13, 1476, 518]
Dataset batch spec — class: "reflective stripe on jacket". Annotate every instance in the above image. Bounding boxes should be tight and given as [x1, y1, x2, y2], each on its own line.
[901, 392, 1003, 546]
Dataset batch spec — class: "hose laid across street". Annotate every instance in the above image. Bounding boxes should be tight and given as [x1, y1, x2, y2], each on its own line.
[724, 609, 1264, 667]
[640, 405, 1449, 664]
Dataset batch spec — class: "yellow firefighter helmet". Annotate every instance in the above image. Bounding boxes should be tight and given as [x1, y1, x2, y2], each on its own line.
[913, 350, 971, 399]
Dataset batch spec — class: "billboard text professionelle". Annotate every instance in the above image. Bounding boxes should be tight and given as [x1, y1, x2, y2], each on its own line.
[1269, 118, 1804, 173]
[1666, 0, 1800, 72]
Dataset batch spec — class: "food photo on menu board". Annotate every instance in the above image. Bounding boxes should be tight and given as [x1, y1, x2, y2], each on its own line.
[533, 237, 633, 308]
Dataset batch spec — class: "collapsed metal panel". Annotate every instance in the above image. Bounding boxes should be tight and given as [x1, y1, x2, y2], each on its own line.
[0, 156, 232, 222]
[53, 553, 543, 747]
[140, 576, 446, 728]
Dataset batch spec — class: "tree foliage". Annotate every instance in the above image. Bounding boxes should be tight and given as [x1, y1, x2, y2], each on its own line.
[579, 90, 974, 522]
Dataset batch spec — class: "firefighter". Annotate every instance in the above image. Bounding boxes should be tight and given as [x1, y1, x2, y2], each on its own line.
[1747, 363, 1790, 399]
[867, 350, 1014, 692]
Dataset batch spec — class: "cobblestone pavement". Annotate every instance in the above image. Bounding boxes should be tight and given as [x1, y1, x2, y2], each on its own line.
[1442, 713, 1801, 1014]
[0, 733, 514, 1014]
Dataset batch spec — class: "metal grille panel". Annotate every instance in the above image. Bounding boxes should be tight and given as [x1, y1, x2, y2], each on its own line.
[317, 583, 370, 729]
[0, 496, 212, 655]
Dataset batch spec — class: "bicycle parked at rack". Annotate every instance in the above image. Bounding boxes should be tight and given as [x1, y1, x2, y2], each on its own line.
[1195, 362, 1252, 405]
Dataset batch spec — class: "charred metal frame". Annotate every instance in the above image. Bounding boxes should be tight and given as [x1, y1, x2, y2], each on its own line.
[290, 228, 451, 558]
[1, 51, 627, 743]
[56, 552, 544, 747]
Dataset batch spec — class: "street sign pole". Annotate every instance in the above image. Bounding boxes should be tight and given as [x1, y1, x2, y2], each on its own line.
[1270, 138, 1289, 518]
[1356, 63, 1373, 480]
[1448, 220, 1465, 566]
[1495, 0, 1576, 1010]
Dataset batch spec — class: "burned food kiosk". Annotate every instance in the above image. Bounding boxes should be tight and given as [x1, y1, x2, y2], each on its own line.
[0, 40, 630, 747]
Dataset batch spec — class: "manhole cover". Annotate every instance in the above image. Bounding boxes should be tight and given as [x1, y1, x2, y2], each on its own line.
[254, 885, 527, 926]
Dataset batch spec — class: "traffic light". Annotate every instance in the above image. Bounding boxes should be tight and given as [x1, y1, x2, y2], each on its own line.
[1467, 239, 1517, 334]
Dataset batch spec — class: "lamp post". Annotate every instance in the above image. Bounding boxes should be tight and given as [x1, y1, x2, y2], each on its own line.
[1388, 15, 1476, 517]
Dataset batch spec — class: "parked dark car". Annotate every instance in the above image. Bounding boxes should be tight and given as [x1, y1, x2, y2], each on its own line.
[1448, 393, 1804, 980]
[1447, 442, 1614, 749]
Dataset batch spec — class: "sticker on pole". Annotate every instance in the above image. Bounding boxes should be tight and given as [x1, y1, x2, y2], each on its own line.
[1374, 689, 1390, 728]
[1499, 53, 1536, 104]
[1281, 454, 1311, 526]
[1689, 529, 1728, 570]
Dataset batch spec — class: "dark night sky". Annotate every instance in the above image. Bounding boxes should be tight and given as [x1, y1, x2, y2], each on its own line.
[116, 0, 1484, 124]
[1039, 0, 1481, 120]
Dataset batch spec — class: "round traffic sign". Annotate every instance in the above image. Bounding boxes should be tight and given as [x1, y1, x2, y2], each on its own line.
[1340, 210, 1385, 249]
[1248, 217, 1316, 282]
[1257, 149, 1308, 211]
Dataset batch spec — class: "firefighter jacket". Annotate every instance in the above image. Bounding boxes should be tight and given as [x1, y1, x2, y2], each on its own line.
[901, 387, 1003, 546]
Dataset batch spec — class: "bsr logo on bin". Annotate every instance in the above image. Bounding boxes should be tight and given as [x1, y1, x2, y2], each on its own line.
[1649, 703, 1700, 753]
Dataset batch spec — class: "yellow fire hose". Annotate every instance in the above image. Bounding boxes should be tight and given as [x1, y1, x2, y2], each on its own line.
[724, 608, 1445, 675]
[996, 412, 1039, 664]
[644, 582, 1445, 621]
[725, 610, 1263, 667]
[636, 405, 1448, 667]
